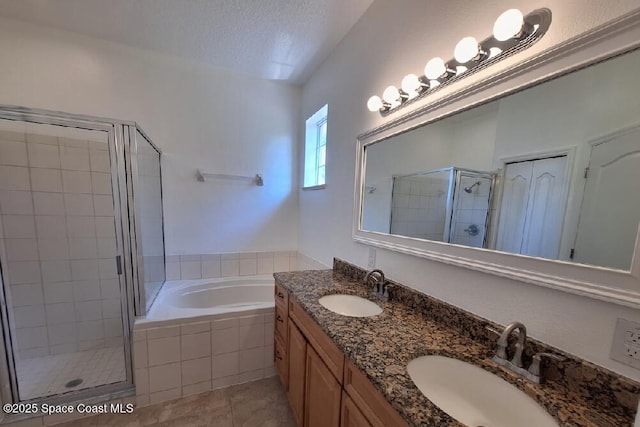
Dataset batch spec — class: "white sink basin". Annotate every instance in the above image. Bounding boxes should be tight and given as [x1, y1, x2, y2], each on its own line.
[318, 294, 383, 317]
[407, 356, 558, 427]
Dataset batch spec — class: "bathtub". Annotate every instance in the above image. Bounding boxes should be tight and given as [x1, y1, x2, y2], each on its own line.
[141, 275, 275, 324]
[133, 275, 277, 405]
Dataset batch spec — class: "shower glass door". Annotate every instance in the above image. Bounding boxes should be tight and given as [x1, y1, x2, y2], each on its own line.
[0, 116, 129, 402]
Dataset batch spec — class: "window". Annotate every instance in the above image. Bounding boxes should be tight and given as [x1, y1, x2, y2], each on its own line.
[303, 104, 328, 189]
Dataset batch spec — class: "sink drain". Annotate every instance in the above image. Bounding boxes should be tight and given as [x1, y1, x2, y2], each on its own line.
[64, 379, 83, 388]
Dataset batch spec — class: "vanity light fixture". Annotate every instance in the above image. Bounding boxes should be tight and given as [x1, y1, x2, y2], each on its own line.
[493, 9, 529, 41]
[382, 85, 403, 105]
[366, 8, 552, 115]
[367, 95, 386, 112]
[454, 37, 487, 64]
[424, 57, 452, 80]
[401, 74, 427, 99]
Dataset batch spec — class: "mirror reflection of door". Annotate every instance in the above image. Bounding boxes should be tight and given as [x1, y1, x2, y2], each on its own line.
[573, 126, 640, 270]
[496, 156, 568, 258]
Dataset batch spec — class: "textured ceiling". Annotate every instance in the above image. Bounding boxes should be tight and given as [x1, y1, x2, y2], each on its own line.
[0, 0, 374, 84]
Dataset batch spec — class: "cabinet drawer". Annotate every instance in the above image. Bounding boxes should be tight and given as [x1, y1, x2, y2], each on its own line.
[275, 303, 288, 343]
[343, 360, 410, 427]
[275, 281, 289, 311]
[275, 334, 288, 389]
[289, 298, 344, 384]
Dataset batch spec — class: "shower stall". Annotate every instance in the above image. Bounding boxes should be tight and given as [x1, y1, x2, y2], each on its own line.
[390, 166, 495, 247]
[0, 105, 164, 409]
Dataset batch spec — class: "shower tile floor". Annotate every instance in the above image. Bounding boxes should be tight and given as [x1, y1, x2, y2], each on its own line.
[16, 346, 126, 400]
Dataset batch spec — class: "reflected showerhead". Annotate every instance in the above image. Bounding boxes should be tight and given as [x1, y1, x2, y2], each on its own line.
[464, 181, 481, 193]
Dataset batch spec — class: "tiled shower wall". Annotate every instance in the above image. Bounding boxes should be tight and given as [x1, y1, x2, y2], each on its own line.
[0, 130, 123, 359]
[450, 175, 492, 248]
[166, 251, 328, 280]
[390, 175, 449, 241]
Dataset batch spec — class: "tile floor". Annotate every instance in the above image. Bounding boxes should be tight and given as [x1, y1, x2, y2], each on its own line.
[57, 377, 296, 427]
[17, 347, 126, 400]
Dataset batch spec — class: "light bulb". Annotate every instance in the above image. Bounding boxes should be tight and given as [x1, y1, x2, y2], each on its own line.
[382, 85, 400, 103]
[367, 95, 383, 112]
[454, 37, 480, 63]
[401, 74, 421, 94]
[424, 57, 446, 80]
[493, 9, 524, 41]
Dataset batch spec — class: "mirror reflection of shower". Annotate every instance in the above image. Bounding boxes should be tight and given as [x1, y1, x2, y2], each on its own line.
[464, 181, 481, 194]
[385, 167, 495, 247]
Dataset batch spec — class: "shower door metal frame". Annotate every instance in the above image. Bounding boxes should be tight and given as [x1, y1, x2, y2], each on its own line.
[0, 105, 146, 411]
[125, 125, 166, 316]
[448, 168, 496, 248]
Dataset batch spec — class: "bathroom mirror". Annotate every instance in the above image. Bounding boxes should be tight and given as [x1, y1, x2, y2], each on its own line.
[354, 16, 640, 307]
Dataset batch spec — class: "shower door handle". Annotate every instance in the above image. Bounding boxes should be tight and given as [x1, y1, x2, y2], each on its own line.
[116, 255, 123, 275]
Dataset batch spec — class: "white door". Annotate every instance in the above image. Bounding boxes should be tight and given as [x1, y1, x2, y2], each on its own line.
[520, 157, 568, 258]
[496, 162, 531, 254]
[573, 127, 640, 270]
[496, 156, 568, 258]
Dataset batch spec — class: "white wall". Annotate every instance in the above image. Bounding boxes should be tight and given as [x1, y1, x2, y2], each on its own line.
[0, 17, 301, 255]
[299, 0, 640, 381]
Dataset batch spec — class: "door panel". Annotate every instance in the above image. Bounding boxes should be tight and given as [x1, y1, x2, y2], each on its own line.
[574, 128, 640, 269]
[304, 344, 341, 427]
[288, 321, 306, 427]
[521, 157, 568, 258]
[497, 156, 568, 258]
[496, 162, 531, 253]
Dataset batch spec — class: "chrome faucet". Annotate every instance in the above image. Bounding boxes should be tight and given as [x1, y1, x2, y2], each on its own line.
[364, 269, 390, 301]
[491, 321, 566, 384]
[494, 321, 527, 368]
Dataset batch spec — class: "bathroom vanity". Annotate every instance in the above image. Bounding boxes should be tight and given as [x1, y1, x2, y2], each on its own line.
[274, 275, 408, 427]
[273, 260, 639, 427]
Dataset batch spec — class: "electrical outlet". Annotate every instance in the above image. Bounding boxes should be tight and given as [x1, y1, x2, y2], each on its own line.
[625, 344, 640, 360]
[610, 318, 640, 368]
[367, 248, 376, 268]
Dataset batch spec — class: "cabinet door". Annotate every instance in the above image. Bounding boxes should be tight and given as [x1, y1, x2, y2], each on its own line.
[275, 334, 288, 389]
[341, 392, 371, 427]
[288, 321, 307, 427]
[305, 344, 342, 427]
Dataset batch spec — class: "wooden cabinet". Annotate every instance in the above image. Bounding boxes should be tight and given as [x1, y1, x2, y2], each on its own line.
[340, 392, 372, 427]
[288, 321, 307, 427]
[289, 298, 344, 382]
[274, 281, 407, 427]
[343, 360, 410, 427]
[305, 344, 342, 427]
[274, 281, 290, 389]
[275, 281, 289, 309]
[275, 302, 289, 344]
[274, 334, 288, 388]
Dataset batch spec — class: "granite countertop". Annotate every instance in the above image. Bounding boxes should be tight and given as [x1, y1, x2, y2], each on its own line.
[274, 268, 637, 427]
